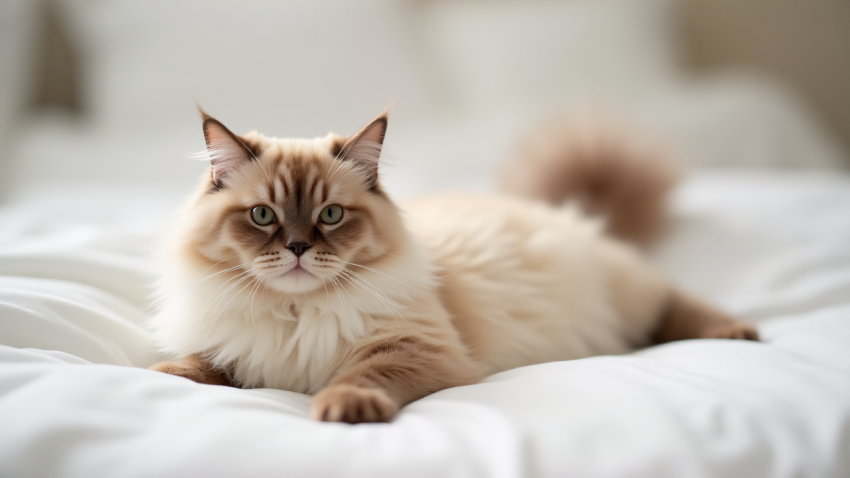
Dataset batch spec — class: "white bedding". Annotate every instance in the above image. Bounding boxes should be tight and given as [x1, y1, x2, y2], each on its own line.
[1, 171, 849, 478]
[2, 0, 849, 474]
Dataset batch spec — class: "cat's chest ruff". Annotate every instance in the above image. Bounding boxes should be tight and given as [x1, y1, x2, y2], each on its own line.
[222, 295, 373, 393]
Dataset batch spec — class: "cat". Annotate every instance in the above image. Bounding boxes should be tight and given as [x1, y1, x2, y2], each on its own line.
[149, 109, 758, 424]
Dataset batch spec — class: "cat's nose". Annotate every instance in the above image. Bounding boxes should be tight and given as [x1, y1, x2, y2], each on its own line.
[286, 242, 312, 257]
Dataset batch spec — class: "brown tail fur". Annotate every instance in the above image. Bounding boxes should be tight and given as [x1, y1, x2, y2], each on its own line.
[501, 118, 680, 246]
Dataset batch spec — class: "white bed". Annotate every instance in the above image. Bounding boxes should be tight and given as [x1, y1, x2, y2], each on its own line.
[2, 170, 850, 477]
[1, 1, 849, 477]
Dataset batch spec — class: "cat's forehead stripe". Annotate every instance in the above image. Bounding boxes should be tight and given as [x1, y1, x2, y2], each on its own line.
[265, 178, 276, 205]
[251, 143, 344, 213]
[257, 184, 269, 203]
[273, 177, 285, 205]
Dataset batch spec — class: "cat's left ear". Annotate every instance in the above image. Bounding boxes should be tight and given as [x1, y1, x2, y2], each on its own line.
[201, 112, 255, 187]
[337, 113, 388, 188]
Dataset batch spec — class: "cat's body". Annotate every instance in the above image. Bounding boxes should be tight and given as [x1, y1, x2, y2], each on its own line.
[150, 111, 757, 423]
[405, 194, 667, 376]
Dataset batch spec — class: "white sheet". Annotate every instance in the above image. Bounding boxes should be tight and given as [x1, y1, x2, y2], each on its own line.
[1, 171, 849, 477]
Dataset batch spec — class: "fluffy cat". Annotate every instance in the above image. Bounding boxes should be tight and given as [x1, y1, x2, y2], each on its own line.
[150, 110, 758, 424]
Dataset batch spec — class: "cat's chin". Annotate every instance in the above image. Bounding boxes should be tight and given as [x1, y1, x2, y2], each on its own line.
[266, 268, 325, 294]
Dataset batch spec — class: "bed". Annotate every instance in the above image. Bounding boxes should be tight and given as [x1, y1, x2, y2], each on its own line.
[1, 1, 849, 477]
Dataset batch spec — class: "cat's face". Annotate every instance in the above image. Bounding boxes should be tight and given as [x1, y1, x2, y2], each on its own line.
[180, 112, 403, 295]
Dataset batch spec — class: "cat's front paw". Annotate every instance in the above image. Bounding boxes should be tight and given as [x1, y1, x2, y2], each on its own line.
[311, 384, 399, 424]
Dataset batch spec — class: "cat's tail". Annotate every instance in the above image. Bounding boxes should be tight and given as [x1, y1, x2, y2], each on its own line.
[500, 118, 680, 247]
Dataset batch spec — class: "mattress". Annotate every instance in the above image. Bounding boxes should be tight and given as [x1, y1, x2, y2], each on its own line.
[1, 170, 849, 477]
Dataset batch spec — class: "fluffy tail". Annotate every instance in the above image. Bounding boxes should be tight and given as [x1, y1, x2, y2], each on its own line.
[501, 119, 679, 246]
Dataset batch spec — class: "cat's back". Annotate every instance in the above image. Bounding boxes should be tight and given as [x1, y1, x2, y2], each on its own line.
[402, 193, 667, 375]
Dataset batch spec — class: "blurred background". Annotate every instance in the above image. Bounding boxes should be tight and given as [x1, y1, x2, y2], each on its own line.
[0, 0, 848, 204]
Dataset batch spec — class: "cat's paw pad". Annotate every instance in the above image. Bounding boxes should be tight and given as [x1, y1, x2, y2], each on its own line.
[311, 385, 398, 424]
[704, 322, 760, 341]
[149, 361, 230, 386]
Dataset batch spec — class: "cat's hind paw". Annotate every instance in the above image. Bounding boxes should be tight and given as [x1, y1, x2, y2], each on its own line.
[149, 356, 232, 386]
[312, 384, 399, 424]
[702, 322, 760, 341]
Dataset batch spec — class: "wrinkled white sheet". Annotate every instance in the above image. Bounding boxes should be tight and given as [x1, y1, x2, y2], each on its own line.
[1, 171, 849, 478]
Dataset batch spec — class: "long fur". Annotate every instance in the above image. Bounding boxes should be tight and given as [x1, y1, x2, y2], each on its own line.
[150, 111, 756, 424]
[501, 118, 680, 246]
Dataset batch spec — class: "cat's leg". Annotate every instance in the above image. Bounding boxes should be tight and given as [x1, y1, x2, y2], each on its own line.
[149, 354, 233, 386]
[312, 338, 478, 424]
[597, 239, 757, 345]
[652, 291, 759, 343]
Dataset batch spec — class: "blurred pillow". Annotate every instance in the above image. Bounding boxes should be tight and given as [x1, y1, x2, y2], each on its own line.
[419, 0, 682, 114]
[0, 0, 39, 180]
[625, 72, 848, 169]
[55, 0, 429, 137]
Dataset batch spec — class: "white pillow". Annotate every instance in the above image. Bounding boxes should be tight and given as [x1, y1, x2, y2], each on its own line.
[0, 0, 39, 188]
[624, 72, 849, 169]
[419, 0, 682, 114]
[56, 0, 429, 137]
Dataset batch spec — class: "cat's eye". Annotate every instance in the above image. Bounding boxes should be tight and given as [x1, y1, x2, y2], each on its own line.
[251, 206, 276, 226]
[319, 204, 343, 225]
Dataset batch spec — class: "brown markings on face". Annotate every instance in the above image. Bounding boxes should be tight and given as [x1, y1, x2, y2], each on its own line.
[227, 209, 272, 248]
[329, 135, 347, 159]
[192, 131, 397, 289]
[324, 209, 368, 252]
[266, 180, 276, 205]
[236, 135, 263, 160]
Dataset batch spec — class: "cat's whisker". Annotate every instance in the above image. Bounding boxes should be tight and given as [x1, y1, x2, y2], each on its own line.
[198, 268, 252, 316]
[189, 253, 240, 284]
[326, 270, 374, 333]
[199, 270, 253, 320]
[338, 259, 425, 293]
[312, 260, 405, 331]
[337, 269, 412, 334]
[250, 150, 274, 184]
[328, 273, 359, 323]
[320, 271, 355, 328]
[334, 268, 375, 311]
[326, 141, 357, 182]
[337, 273, 403, 335]
[330, 163, 369, 185]
[188, 256, 252, 292]
[374, 250, 461, 280]
[339, 269, 401, 311]
[245, 276, 265, 327]
[254, 257, 283, 265]
[204, 270, 253, 317]
[205, 274, 258, 342]
[333, 271, 387, 335]
[317, 267, 333, 312]
[339, 269, 407, 323]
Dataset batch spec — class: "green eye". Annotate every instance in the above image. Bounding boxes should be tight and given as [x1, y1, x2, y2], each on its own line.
[319, 204, 343, 225]
[251, 206, 276, 226]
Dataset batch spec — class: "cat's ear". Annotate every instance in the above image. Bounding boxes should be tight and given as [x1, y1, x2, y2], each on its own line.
[200, 111, 254, 187]
[337, 113, 388, 188]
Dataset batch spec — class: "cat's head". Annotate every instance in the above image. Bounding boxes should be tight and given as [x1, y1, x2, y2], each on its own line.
[177, 110, 405, 295]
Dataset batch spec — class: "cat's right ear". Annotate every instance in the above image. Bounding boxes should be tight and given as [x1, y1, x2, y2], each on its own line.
[200, 112, 254, 187]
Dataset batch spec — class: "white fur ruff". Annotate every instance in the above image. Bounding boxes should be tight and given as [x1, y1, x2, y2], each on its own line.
[151, 239, 432, 394]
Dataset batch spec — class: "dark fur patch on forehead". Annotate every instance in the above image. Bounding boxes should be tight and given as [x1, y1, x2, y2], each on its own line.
[288, 155, 307, 213]
[276, 153, 327, 214]
[266, 180, 276, 204]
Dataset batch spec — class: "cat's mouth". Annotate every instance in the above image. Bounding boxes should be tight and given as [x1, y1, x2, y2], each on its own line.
[263, 257, 326, 293]
[277, 262, 315, 279]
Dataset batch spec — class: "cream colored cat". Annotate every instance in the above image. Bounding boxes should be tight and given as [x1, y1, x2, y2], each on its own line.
[150, 110, 757, 423]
